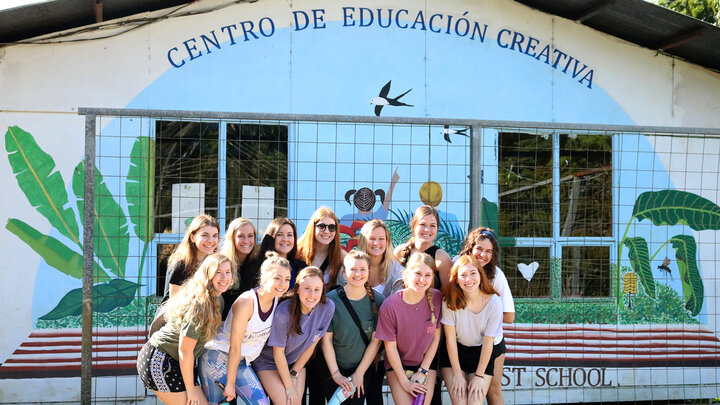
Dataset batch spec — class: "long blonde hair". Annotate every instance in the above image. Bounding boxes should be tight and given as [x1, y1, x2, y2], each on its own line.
[296, 207, 343, 286]
[401, 252, 437, 324]
[164, 253, 233, 342]
[168, 214, 220, 277]
[357, 219, 394, 285]
[221, 217, 257, 284]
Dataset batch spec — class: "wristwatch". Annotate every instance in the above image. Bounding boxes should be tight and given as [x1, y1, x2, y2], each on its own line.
[418, 367, 428, 375]
[289, 369, 298, 378]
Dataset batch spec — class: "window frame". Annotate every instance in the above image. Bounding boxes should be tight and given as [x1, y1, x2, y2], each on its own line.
[483, 129, 617, 301]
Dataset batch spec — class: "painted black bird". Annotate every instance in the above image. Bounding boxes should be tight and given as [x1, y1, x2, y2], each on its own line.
[371, 80, 413, 116]
[441, 125, 470, 143]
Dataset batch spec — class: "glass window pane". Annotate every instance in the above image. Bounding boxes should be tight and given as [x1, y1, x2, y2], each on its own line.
[501, 246, 551, 298]
[154, 121, 219, 234]
[156, 243, 178, 296]
[559, 134, 612, 237]
[498, 132, 553, 237]
[561, 246, 610, 297]
[225, 123, 289, 223]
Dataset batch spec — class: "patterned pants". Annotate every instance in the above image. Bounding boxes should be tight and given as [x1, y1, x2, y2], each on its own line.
[199, 349, 270, 405]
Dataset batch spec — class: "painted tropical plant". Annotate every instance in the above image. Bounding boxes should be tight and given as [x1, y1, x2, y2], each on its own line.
[618, 189, 720, 316]
[386, 208, 465, 256]
[4, 126, 155, 320]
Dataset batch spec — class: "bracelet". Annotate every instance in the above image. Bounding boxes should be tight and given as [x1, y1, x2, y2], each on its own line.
[331, 369, 340, 377]
[474, 373, 485, 379]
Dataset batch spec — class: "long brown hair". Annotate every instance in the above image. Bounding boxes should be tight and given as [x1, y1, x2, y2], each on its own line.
[168, 214, 220, 277]
[165, 253, 233, 342]
[297, 207, 343, 286]
[357, 219, 394, 286]
[398, 205, 440, 266]
[401, 252, 437, 324]
[460, 227, 499, 279]
[443, 255, 498, 311]
[288, 266, 327, 335]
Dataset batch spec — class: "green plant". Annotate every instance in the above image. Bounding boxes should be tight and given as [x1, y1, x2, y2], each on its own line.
[618, 266, 699, 324]
[4, 126, 155, 321]
[617, 190, 720, 315]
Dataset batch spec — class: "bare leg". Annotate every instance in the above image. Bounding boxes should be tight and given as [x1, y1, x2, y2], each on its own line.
[257, 369, 307, 405]
[440, 367, 467, 405]
[422, 370, 437, 405]
[153, 386, 209, 405]
[486, 354, 505, 405]
[386, 371, 413, 405]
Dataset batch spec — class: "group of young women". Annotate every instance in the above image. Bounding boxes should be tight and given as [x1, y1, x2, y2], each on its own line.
[137, 205, 515, 405]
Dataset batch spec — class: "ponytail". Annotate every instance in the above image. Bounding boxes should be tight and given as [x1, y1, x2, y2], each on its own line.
[364, 282, 378, 314]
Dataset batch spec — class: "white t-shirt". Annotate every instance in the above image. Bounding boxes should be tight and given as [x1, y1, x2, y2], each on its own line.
[491, 267, 514, 344]
[441, 295, 502, 347]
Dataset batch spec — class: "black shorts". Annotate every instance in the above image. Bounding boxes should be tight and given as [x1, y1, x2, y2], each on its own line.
[438, 338, 504, 376]
[136, 341, 199, 393]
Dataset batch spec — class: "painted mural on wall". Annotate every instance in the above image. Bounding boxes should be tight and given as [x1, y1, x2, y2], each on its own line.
[1, 0, 720, 402]
[4, 126, 153, 328]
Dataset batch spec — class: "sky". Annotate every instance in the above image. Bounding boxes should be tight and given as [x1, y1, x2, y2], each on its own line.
[0, 0, 53, 12]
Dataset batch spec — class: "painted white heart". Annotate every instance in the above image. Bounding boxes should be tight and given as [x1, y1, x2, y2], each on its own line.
[518, 262, 539, 282]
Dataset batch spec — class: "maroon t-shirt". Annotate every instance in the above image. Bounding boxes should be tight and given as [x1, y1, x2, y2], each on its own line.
[375, 289, 442, 369]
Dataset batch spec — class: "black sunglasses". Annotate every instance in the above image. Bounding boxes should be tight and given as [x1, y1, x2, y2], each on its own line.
[315, 223, 337, 232]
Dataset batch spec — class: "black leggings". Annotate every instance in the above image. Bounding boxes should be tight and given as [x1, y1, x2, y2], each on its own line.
[323, 363, 385, 405]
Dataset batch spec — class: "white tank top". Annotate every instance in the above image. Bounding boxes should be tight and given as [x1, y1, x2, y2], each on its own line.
[205, 289, 278, 364]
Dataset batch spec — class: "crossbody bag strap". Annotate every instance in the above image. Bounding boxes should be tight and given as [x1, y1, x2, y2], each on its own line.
[337, 288, 371, 347]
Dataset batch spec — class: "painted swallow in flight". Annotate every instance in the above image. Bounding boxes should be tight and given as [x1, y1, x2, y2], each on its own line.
[370, 80, 413, 116]
[441, 125, 470, 143]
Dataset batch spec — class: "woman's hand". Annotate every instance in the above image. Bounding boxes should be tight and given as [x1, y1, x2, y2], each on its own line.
[409, 371, 426, 385]
[185, 385, 203, 405]
[349, 371, 364, 398]
[285, 385, 300, 405]
[332, 372, 355, 398]
[468, 374, 486, 402]
[449, 372, 467, 400]
[402, 377, 427, 397]
[222, 381, 236, 401]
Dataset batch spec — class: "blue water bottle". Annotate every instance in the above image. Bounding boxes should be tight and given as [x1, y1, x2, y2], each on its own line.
[327, 377, 355, 405]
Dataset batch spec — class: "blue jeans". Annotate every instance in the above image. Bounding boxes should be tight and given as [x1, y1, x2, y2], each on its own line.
[199, 349, 270, 405]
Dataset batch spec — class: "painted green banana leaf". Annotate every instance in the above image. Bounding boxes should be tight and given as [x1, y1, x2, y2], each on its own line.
[622, 236, 655, 298]
[670, 234, 704, 316]
[5, 126, 80, 246]
[126, 136, 155, 243]
[6, 218, 110, 282]
[633, 190, 720, 231]
[72, 161, 129, 278]
[39, 279, 140, 320]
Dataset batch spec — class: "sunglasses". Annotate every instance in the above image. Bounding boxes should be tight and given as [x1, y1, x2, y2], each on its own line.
[315, 223, 337, 232]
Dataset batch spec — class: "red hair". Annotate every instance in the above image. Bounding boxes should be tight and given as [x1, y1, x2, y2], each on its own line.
[442, 255, 498, 311]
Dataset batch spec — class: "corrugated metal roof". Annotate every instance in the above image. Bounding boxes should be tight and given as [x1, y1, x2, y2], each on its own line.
[1, 0, 718, 73]
[514, 0, 720, 72]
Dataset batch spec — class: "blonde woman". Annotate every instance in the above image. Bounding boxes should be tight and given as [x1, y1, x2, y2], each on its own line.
[220, 217, 258, 319]
[346, 219, 404, 297]
[441, 255, 502, 405]
[138, 253, 233, 405]
[199, 252, 292, 405]
[375, 252, 442, 405]
[297, 207, 347, 289]
[163, 214, 220, 301]
[394, 206, 453, 288]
